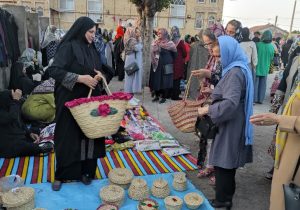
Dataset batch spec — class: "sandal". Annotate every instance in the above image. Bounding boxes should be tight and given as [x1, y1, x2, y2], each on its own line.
[197, 168, 215, 178]
[209, 175, 216, 186]
[52, 180, 62, 191]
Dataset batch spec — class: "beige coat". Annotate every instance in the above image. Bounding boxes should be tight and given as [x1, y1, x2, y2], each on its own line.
[270, 96, 300, 210]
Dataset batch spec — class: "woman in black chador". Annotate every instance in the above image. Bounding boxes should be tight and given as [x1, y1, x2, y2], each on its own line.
[48, 17, 113, 191]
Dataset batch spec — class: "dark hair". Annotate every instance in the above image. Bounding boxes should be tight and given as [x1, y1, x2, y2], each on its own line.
[254, 31, 261, 35]
[226, 19, 242, 30]
[191, 37, 196, 43]
[241, 27, 250, 42]
[202, 28, 217, 42]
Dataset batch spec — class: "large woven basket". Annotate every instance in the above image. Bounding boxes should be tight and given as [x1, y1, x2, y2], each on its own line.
[168, 75, 205, 133]
[99, 185, 125, 207]
[65, 76, 132, 139]
[151, 178, 170, 199]
[184, 192, 203, 209]
[128, 178, 149, 201]
[108, 168, 134, 189]
[2, 187, 35, 210]
[164, 196, 183, 210]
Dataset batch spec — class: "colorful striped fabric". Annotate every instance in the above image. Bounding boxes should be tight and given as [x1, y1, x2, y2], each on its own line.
[0, 149, 198, 184]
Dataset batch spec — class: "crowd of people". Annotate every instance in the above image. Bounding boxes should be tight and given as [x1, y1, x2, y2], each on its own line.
[0, 15, 299, 210]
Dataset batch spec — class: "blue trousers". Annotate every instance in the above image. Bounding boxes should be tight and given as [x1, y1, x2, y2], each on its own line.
[254, 76, 267, 103]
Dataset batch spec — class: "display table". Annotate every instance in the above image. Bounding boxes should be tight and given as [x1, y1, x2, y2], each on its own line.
[30, 173, 213, 210]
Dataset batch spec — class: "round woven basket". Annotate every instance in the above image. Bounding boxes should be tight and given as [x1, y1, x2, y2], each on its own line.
[151, 178, 170, 199]
[128, 178, 149, 201]
[184, 192, 203, 209]
[99, 185, 125, 207]
[108, 168, 134, 189]
[172, 172, 187, 192]
[97, 203, 119, 210]
[66, 76, 131, 139]
[164, 196, 183, 210]
[2, 187, 35, 210]
[137, 198, 159, 210]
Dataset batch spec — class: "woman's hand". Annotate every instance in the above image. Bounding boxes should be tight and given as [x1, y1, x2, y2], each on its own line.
[191, 69, 211, 79]
[250, 113, 282, 126]
[201, 87, 213, 94]
[198, 106, 209, 117]
[94, 69, 103, 81]
[77, 75, 98, 89]
[11, 89, 22, 100]
[30, 133, 40, 143]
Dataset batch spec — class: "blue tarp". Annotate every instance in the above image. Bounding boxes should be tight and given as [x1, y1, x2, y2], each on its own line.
[30, 173, 213, 210]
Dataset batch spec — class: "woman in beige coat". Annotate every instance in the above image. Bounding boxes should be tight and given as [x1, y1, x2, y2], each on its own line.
[250, 84, 300, 210]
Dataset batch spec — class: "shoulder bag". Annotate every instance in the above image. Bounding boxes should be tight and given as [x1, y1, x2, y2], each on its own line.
[163, 64, 174, 75]
[125, 52, 139, 76]
[283, 155, 300, 210]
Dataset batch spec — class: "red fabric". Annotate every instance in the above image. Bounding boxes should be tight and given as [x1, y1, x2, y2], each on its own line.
[114, 26, 124, 40]
[173, 40, 187, 80]
[184, 42, 191, 63]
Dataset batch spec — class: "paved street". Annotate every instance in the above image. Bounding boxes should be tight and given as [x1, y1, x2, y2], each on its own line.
[109, 72, 277, 210]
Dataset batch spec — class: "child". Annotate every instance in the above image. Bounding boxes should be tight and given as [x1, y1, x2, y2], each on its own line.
[270, 74, 280, 102]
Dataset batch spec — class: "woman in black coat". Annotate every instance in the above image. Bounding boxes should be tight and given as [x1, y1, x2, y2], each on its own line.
[48, 17, 113, 191]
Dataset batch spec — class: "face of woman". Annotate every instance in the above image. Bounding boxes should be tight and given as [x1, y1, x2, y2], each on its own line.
[157, 30, 163, 39]
[135, 29, 141, 38]
[85, 26, 96, 44]
[202, 35, 213, 50]
[212, 45, 221, 61]
[226, 24, 236, 37]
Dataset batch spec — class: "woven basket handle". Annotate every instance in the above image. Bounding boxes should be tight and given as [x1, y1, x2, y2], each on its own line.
[87, 75, 112, 98]
[183, 74, 195, 100]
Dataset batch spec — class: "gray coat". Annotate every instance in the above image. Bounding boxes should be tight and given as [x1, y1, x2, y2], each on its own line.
[208, 68, 252, 169]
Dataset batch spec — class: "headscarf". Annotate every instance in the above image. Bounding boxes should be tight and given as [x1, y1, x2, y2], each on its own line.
[260, 30, 272, 43]
[209, 23, 225, 38]
[151, 28, 177, 72]
[184, 34, 191, 43]
[289, 37, 300, 55]
[41, 25, 57, 49]
[241, 27, 251, 42]
[275, 82, 300, 168]
[0, 90, 12, 109]
[123, 27, 138, 55]
[56, 16, 97, 68]
[171, 26, 181, 44]
[114, 26, 124, 40]
[218, 35, 254, 145]
[226, 19, 243, 42]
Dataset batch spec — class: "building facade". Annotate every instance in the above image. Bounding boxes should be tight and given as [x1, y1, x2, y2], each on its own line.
[50, 0, 224, 35]
[0, 0, 50, 17]
[250, 23, 289, 38]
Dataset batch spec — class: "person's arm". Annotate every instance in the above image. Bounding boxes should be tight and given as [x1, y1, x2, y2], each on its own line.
[278, 116, 300, 134]
[252, 42, 258, 68]
[180, 40, 187, 59]
[208, 69, 244, 124]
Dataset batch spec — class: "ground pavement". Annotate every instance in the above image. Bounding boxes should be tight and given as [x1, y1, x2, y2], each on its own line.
[109, 72, 278, 210]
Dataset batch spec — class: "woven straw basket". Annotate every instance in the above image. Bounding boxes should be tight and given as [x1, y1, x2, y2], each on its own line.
[164, 196, 183, 210]
[168, 75, 205, 133]
[99, 185, 125, 207]
[151, 178, 170, 199]
[172, 172, 187, 192]
[108, 168, 134, 189]
[128, 178, 149, 201]
[2, 187, 35, 210]
[184, 192, 203, 209]
[137, 198, 159, 210]
[66, 76, 130, 139]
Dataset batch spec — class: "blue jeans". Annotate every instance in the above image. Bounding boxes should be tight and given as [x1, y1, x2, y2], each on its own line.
[254, 76, 267, 103]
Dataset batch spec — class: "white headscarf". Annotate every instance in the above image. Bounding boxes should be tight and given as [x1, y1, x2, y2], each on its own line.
[41, 25, 57, 49]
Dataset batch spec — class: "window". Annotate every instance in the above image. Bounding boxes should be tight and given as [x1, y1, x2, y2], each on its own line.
[60, 0, 74, 11]
[210, 0, 217, 3]
[195, 12, 204, 29]
[88, 0, 103, 23]
[169, 0, 186, 29]
[208, 15, 216, 26]
[197, 0, 205, 3]
[36, 6, 43, 16]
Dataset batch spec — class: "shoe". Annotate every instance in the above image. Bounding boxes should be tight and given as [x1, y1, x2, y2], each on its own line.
[52, 180, 62, 191]
[208, 175, 216, 186]
[39, 142, 53, 153]
[209, 199, 232, 209]
[197, 168, 215, 178]
[171, 97, 182, 101]
[152, 97, 159, 102]
[81, 174, 92, 185]
[159, 98, 166, 104]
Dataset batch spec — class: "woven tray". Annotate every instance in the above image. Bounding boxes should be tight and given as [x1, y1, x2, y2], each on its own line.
[97, 203, 119, 210]
[99, 185, 125, 207]
[138, 198, 159, 210]
[128, 178, 149, 201]
[164, 196, 183, 210]
[108, 168, 133, 189]
[151, 178, 170, 199]
[2, 187, 35, 210]
[184, 192, 203, 209]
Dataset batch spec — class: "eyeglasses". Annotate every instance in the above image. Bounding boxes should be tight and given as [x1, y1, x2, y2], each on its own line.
[204, 42, 212, 48]
[214, 55, 221, 58]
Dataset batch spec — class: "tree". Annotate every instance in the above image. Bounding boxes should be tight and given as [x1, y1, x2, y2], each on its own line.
[130, 0, 172, 87]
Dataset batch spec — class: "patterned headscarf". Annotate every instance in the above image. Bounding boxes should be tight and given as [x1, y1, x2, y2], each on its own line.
[171, 26, 181, 44]
[209, 23, 225, 38]
[123, 27, 138, 55]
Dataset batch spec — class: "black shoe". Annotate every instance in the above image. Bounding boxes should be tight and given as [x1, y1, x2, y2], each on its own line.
[39, 142, 53, 153]
[159, 98, 166, 104]
[52, 180, 62, 191]
[81, 174, 92, 185]
[152, 97, 159, 102]
[209, 199, 232, 209]
[171, 97, 182, 101]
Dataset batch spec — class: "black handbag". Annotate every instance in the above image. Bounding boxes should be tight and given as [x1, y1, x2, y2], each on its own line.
[195, 115, 218, 139]
[163, 64, 173, 75]
[283, 155, 300, 210]
[125, 62, 139, 76]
